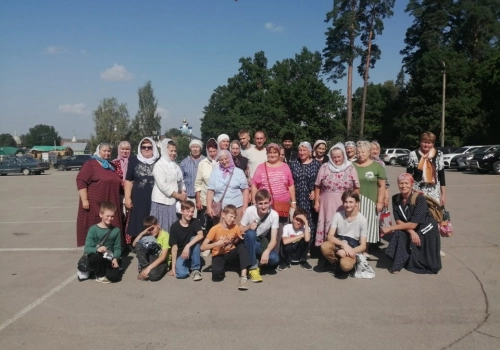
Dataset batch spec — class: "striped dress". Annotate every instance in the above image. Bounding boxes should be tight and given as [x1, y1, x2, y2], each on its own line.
[353, 161, 387, 243]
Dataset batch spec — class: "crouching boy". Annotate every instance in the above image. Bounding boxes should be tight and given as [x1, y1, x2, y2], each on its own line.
[201, 205, 250, 290]
[133, 216, 170, 281]
[279, 207, 312, 271]
[84, 202, 122, 283]
[168, 200, 204, 280]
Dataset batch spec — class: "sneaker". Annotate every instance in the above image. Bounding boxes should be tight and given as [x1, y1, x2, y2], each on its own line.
[192, 270, 202, 281]
[299, 261, 313, 271]
[278, 262, 290, 271]
[96, 276, 111, 284]
[248, 268, 263, 283]
[440, 250, 446, 257]
[238, 276, 249, 290]
[202, 250, 211, 258]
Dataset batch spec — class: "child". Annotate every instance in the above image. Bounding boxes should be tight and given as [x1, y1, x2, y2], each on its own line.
[132, 216, 170, 281]
[201, 205, 250, 290]
[279, 207, 312, 271]
[83, 202, 122, 283]
[168, 200, 204, 280]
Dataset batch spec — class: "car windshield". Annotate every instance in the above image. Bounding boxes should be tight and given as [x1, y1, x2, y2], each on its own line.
[454, 147, 470, 153]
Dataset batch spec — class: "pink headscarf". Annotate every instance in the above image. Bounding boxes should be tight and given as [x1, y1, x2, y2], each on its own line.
[114, 141, 131, 181]
[397, 173, 415, 184]
[217, 150, 235, 179]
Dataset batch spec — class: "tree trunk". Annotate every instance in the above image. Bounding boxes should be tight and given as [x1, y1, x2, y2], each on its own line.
[360, 14, 375, 140]
[347, 61, 353, 137]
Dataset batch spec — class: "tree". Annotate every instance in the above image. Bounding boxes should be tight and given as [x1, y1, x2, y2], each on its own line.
[22, 125, 62, 148]
[165, 128, 182, 138]
[0, 134, 16, 147]
[323, 0, 362, 137]
[129, 81, 161, 148]
[90, 98, 130, 152]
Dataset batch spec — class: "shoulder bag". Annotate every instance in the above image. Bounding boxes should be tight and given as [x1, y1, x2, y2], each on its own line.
[211, 171, 234, 218]
[78, 228, 113, 273]
[265, 163, 290, 218]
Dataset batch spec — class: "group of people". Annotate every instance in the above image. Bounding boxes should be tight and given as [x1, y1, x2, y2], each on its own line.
[77, 130, 445, 288]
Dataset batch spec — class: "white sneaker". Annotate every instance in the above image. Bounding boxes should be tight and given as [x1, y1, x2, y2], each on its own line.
[201, 250, 211, 257]
[192, 270, 202, 281]
[440, 250, 446, 257]
[96, 276, 111, 284]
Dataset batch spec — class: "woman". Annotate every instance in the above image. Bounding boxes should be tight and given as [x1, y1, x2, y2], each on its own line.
[76, 143, 122, 246]
[289, 142, 321, 245]
[353, 141, 386, 258]
[179, 139, 205, 216]
[230, 140, 249, 177]
[252, 143, 296, 251]
[151, 138, 186, 233]
[206, 150, 249, 223]
[382, 173, 441, 274]
[345, 141, 357, 162]
[217, 134, 230, 151]
[313, 140, 329, 164]
[124, 137, 159, 245]
[279, 146, 286, 163]
[314, 143, 360, 246]
[112, 141, 131, 227]
[370, 140, 390, 207]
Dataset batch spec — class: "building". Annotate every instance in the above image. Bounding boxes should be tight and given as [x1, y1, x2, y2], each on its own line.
[30, 146, 73, 162]
[61, 141, 89, 155]
[0, 147, 25, 161]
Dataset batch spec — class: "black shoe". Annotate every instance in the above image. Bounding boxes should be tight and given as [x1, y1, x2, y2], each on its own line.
[278, 262, 290, 271]
[299, 261, 313, 271]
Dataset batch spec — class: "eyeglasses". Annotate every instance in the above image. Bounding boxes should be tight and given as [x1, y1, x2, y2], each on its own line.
[141, 146, 153, 150]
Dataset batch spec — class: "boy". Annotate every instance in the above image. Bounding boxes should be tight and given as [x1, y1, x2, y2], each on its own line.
[168, 200, 204, 280]
[279, 207, 312, 271]
[132, 216, 170, 281]
[201, 205, 250, 290]
[83, 202, 122, 284]
[239, 189, 280, 283]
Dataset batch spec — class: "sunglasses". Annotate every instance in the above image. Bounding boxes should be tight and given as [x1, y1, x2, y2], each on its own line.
[141, 146, 153, 150]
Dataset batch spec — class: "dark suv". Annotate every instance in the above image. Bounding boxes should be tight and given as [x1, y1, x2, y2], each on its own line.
[54, 155, 92, 171]
[469, 145, 500, 174]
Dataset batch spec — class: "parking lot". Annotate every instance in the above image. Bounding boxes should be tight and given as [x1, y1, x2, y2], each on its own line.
[0, 167, 499, 350]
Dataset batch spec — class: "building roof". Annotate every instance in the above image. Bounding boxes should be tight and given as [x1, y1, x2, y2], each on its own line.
[61, 142, 88, 152]
[31, 145, 70, 152]
[0, 147, 24, 155]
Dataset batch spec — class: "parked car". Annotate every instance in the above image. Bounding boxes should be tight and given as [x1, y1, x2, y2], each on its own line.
[0, 157, 50, 176]
[53, 155, 92, 171]
[381, 148, 411, 165]
[396, 154, 410, 167]
[469, 145, 500, 174]
[443, 145, 482, 168]
[438, 146, 460, 154]
[451, 146, 498, 171]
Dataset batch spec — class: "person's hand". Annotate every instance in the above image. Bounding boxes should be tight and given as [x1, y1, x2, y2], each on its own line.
[138, 267, 151, 280]
[290, 202, 297, 209]
[336, 249, 346, 258]
[309, 191, 315, 200]
[206, 206, 214, 218]
[178, 192, 187, 202]
[343, 245, 356, 258]
[260, 250, 270, 265]
[111, 258, 119, 268]
[82, 199, 90, 210]
[216, 238, 230, 247]
[380, 226, 392, 236]
[249, 221, 258, 231]
[410, 232, 421, 247]
[97, 246, 107, 253]
[440, 193, 446, 207]
[376, 202, 383, 213]
[181, 247, 190, 259]
[196, 199, 203, 211]
[124, 197, 133, 210]
[295, 214, 307, 225]
[167, 270, 175, 277]
[289, 207, 295, 222]
[314, 201, 320, 212]
[384, 197, 389, 208]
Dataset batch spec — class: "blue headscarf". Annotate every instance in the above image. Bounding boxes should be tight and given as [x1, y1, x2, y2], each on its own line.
[92, 143, 115, 171]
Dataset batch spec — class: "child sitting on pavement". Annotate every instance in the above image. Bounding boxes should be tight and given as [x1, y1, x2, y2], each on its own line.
[278, 207, 312, 271]
[201, 204, 251, 290]
[132, 216, 170, 281]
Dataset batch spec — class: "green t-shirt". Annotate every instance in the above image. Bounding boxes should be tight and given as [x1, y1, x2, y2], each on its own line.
[157, 230, 171, 264]
[354, 161, 386, 202]
[83, 225, 121, 258]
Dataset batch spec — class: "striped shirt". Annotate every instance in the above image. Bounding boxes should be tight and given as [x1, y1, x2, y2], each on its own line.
[180, 155, 205, 197]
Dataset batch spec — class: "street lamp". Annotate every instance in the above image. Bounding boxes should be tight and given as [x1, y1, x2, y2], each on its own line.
[441, 61, 446, 147]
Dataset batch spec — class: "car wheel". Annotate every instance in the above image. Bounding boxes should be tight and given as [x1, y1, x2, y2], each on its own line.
[475, 169, 489, 174]
[57, 165, 66, 171]
[389, 158, 397, 165]
[22, 168, 30, 176]
[493, 161, 500, 175]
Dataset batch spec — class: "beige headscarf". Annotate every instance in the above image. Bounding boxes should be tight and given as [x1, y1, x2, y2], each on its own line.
[417, 148, 437, 184]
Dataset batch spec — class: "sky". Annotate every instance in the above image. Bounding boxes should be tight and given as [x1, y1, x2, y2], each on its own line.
[0, 0, 414, 140]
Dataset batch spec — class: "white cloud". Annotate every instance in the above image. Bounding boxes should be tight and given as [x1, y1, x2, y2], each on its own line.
[58, 103, 86, 115]
[156, 107, 168, 118]
[264, 22, 284, 32]
[100, 64, 134, 81]
[43, 46, 69, 55]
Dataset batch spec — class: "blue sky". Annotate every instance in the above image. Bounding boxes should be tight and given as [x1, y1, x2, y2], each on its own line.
[0, 0, 413, 140]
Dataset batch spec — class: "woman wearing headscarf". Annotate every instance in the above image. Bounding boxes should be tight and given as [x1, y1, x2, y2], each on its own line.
[76, 143, 123, 246]
[230, 140, 249, 177]
[206, 150, 249, 223]
[313, 140, 329, 164]
[345, 141, 357, 162]
[217, 134, 230, 151]
[180, 139, 206, 217]
[112, 141, 131, 221]
[314, 143, 360, 247]
[382, 173, 441, 274]
[289, 142, 321, 251]
[124, 137, 160, 245]
[151, 138, 186, 233]
[195, 138, 219, 233]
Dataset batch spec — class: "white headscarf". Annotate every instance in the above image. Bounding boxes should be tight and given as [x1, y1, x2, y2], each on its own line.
[327, 142, 352, 173]
[217, 134, 230, 144]
[137, 137, 159, 165]
[160, 138, 175, 164]
[206, 138, 219, 167]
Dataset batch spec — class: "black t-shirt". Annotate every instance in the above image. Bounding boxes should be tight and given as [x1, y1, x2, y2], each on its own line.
[168, 220, 202, 251]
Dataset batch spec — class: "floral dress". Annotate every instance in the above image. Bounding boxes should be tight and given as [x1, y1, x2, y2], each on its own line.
[314, 164, 360, 246]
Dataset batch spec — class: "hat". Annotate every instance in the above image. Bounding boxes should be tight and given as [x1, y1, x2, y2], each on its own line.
[282, 132, 295, 143]
[298, 141, 312, 153]
[217, 134, 230, 144]
[189, 139, 203, 148]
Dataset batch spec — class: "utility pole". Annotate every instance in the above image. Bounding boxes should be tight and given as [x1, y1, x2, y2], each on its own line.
[441, 61, 446, 147]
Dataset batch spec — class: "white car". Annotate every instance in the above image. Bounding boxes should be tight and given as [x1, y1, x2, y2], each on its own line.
[443, 146, 482, 168]
[382, 148, 411, 165]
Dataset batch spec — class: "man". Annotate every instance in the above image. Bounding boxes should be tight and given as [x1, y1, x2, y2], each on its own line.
[282, 132, 297, 163]
[245, 130, 268, 179]
[238, 129, 255, 157]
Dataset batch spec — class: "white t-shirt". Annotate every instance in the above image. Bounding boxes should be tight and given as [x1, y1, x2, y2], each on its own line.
[246, 147, 268, 178]
[241, 205, 279, 237]
[330, 211, 367, 241]
[281, 223, 304, 238]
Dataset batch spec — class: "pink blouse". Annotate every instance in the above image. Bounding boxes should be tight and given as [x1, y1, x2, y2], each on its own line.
[252, 163, 294, 202]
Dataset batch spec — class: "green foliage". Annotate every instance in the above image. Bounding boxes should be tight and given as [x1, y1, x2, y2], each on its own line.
[22, 124, 62, 148]
[0, 133, 16, 147]
[174, 136, 191, 162]
[129, 81, 162, 148]
[90, 98, 130, 152]
[165, 128, 182, 138]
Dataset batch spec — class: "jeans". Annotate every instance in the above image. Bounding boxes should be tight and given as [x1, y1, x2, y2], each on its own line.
[175, 237, 201, 279]
[135, 244, 167, 281]
[243, 230, 279, 269]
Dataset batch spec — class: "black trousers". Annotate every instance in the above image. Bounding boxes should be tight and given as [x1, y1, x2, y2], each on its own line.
[211, 244, 250, 280]
[135, 244, 167, 281]
[88, 253, 121, 282]
[280, 239, 309, 264]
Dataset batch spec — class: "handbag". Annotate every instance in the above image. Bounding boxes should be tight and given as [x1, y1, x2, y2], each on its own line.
[264, 163, 291, 218]
[379, 207, 392, 237]
[211, 171, 234, 218]
[77, 228, 112, 273]
[439, 209, 453, 237]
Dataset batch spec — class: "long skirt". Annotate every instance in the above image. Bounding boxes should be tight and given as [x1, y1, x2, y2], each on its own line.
[359, 194, 378, 244]
[150, 201, 178, 233]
